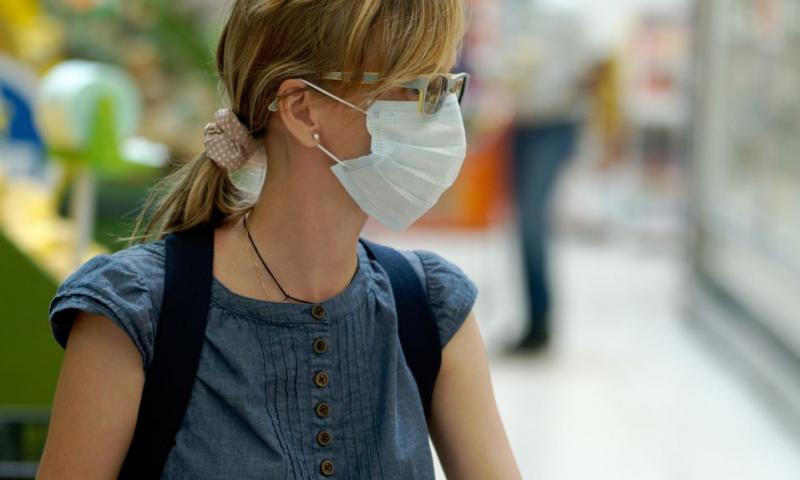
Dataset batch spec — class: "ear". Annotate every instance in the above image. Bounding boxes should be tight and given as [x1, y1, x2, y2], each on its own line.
[274, 78, 321, 148]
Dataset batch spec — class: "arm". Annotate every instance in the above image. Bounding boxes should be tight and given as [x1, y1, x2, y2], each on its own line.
[37, 311, 145, 479]
[429, 310, 522, 479]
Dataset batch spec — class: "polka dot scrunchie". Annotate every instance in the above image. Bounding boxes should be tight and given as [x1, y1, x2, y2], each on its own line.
[203, 108, 261, 170]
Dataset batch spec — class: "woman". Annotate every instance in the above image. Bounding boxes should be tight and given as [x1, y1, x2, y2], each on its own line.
[37, 1, 521, 478]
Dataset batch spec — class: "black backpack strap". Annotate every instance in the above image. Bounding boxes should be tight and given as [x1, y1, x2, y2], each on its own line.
[118, 223, 215, 479]
[359, 238, 442, 422]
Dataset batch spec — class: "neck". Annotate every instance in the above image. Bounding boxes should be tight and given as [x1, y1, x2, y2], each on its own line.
[244, 157, 367, 303]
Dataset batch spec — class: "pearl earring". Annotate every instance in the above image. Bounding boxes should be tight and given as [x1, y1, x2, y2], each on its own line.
[312, 132, 320, 142]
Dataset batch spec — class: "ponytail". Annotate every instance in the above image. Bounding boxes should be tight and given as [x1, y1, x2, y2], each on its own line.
[119, 150, 251, 247]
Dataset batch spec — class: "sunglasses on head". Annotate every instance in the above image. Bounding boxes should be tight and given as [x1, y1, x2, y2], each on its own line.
[268, 71, 470, 116]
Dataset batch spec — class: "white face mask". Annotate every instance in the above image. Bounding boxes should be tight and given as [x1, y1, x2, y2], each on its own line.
[297, 79, 468, 230]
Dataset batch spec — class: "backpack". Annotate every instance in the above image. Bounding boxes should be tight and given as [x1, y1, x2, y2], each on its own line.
[117, 220, 441, 479]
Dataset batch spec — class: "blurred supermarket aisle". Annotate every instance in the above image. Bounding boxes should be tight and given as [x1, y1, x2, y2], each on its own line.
[484, 237, 800, 480]
[372, 170, 800, 480]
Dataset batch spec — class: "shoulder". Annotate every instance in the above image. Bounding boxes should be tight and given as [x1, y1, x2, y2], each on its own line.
[396, 248, 479, 349]
[48, 239, 167, 369]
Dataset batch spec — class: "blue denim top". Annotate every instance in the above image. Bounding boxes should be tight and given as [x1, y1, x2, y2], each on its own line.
[48, 237, 478, 479]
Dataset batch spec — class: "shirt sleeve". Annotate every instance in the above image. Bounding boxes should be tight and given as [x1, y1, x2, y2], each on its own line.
[402, 249, 479, 349]
[48, 250, 157, 369]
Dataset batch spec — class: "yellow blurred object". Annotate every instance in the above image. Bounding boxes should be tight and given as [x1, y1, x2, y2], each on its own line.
[0, 0, 63, 72]
[592, 55, 623, 138]
[0, 1, 41, 26]
[0, 174, 107, 282]
[589, 54, 627, 168]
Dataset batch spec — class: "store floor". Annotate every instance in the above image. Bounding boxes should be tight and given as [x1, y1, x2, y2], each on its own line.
[371, 226, 800, 480]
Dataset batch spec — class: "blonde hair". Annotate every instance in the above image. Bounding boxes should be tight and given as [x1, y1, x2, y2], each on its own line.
[122, 0, 470, 246]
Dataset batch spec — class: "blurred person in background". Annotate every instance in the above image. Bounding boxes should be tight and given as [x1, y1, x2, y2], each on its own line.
[37, 0, 522, 479]
[502, 0, 600, 353]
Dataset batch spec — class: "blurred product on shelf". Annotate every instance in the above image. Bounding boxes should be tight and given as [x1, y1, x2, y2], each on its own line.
[0, 174, 105, 281]
[0, 53, 166, 478]
[0, 0, 63, 72]
[0, 56, 47, 177]
[0, 58, 166, 366]
[620, 7, 690, 204]
[589, 55, 626, 170]
[33, 59, 169, 267]
[555, 5, 691, 244]
[41, 0, 223, 158]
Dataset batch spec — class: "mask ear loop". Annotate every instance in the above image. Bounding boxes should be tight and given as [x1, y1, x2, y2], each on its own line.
[298, 79, 371, 166]
[269, 78, 371, 116]
[297, 78, 370, 115]
[269, 78, 370, 165]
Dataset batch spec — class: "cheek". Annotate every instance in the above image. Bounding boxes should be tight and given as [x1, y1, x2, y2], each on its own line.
[326, 108, 371, 159]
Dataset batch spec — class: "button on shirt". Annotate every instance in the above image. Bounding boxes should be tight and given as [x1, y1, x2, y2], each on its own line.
[311, 304, 326, 320]
[313, 337, 329, 354]
[48, 239, 478, 479]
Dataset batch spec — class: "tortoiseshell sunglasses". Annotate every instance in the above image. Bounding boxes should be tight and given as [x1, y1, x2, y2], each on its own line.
[269, 71, 470, 116]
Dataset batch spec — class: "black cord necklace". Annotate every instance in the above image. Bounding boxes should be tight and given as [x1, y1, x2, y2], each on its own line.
[243, 212, 313, 304]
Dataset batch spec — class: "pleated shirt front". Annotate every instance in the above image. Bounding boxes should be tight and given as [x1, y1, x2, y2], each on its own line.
[48, 238, 478, 479]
